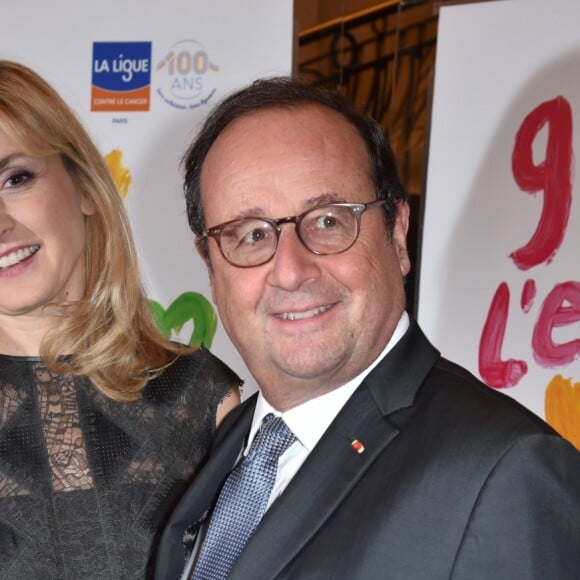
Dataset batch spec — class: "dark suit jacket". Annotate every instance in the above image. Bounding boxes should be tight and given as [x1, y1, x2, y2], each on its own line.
[154, 319, 580, 579]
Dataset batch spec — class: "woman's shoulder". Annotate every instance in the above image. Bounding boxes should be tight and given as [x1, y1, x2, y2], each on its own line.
[143, 347, 242, 404]
[169, 347, 241, 383]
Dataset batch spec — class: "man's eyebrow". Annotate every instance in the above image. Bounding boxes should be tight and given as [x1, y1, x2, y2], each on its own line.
[304, 193, 346, 209]
[233, 207, 267, 220]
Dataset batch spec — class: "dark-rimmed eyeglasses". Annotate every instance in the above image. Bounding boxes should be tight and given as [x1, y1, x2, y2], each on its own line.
[201, 200, 386, 268]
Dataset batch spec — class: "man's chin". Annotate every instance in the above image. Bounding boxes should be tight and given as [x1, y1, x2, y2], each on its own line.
[271, 347, 348, 385]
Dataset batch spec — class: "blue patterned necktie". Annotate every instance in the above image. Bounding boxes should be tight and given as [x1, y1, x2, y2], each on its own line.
[190, 414, 296, 580]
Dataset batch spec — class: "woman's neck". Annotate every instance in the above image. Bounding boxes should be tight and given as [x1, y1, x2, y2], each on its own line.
[0, 313, 53, 356]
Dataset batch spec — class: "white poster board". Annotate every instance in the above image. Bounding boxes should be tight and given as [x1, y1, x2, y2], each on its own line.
[419, 0, 580, 447]
[1, 0, 294, 397]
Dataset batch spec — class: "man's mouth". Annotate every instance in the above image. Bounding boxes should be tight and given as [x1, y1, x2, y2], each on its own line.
[0, 245, 40, 269]
[277, 304, 333, 321]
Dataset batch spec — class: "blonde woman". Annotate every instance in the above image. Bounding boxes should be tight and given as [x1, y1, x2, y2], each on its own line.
[0, 60, 241, 578]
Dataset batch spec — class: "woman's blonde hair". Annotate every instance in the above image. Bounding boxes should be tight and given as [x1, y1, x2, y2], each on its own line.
[0, 60, 190, 401]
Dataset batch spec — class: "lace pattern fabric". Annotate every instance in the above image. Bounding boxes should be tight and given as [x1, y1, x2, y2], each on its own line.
[34, 365, 93, 492]
[0, 349, 240, 579]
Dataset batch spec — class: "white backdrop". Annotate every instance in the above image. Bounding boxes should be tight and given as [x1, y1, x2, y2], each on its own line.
[1, 0, 294, 397]
[419, 0, 580, 448]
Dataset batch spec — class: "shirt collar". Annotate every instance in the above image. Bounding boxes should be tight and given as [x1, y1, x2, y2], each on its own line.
[248, 311, 410, 453]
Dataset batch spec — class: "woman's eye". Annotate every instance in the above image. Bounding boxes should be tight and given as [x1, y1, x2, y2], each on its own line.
[3, 169, 34, 189]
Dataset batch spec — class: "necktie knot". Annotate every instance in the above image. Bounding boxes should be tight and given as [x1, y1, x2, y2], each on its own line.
[247, 413, 296, 462]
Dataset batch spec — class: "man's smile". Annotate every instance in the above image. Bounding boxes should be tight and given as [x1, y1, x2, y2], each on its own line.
[275, 303, 334, 321]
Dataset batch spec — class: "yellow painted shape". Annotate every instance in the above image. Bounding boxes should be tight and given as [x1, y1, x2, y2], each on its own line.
[104, 149, 132, 200]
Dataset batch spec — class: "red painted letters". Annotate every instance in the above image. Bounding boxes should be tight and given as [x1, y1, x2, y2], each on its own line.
[479, 96, 576, 388]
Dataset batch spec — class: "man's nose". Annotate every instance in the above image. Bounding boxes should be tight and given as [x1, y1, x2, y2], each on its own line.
[265, 224, 321, 291]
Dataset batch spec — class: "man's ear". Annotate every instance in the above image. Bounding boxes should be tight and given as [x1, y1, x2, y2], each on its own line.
[194, 236, 211, 267]
[393, 201, 411, 276]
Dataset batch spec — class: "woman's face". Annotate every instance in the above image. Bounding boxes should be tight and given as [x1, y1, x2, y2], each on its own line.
[0, 129, 94, 319]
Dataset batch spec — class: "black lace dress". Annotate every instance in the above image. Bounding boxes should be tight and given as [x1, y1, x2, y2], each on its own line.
[0, 348, 241, 579]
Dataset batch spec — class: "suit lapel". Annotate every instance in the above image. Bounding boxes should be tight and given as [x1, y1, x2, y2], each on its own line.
[230, 320, 440, 579]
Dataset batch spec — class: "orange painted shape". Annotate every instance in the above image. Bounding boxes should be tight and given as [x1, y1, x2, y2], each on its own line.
[545, 374, 580, 450]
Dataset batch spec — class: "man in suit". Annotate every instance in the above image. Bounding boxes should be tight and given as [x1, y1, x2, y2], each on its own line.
[154, 78, 580, 579]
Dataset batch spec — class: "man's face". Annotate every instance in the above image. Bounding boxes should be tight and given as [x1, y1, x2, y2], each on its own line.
[200, 105, 410, 410]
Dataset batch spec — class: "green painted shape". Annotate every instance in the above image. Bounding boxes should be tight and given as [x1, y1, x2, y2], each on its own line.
[149, 291, 218, 348]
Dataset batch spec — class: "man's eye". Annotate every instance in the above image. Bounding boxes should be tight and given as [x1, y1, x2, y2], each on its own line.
[241, 228, 270, 245]
[315, 215, 338, 229]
